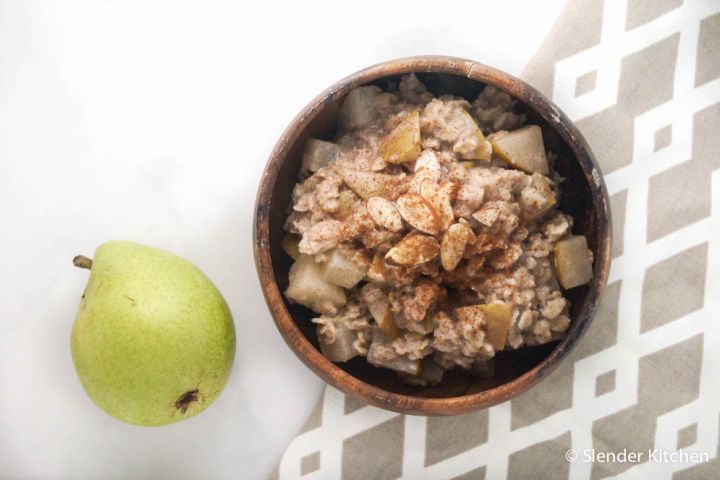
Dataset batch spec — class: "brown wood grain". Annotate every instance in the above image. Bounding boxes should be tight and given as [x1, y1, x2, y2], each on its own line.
[253, 56, 612, 416]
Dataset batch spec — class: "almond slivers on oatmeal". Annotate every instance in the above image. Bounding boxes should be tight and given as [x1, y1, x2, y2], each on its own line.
[282, 75, 594, 385]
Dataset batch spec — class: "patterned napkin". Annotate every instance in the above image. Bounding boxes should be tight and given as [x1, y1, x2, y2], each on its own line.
[272, 1, 720, 478]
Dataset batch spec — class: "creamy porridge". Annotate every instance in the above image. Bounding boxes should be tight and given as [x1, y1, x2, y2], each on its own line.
[282, 74, 594, 385]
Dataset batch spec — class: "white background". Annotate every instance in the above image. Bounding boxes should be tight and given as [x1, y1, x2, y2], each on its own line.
[0, 1, 566, 478]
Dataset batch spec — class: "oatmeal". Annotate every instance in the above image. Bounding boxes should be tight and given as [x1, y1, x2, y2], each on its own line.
[282, 75, 594, 385]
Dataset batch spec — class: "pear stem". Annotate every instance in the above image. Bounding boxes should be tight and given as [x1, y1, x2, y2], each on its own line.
[73, 255, 93, 270]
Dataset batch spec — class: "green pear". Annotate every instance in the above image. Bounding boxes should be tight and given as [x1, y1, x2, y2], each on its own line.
[70, 241, 235, 426]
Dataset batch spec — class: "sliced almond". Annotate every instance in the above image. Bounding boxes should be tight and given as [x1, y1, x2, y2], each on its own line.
[419, 178, 454, 231]
[440, 223, 471, 271]
[340, 169, 403, 200]
[414, 150, 441, 177]
[472, 202, 501, 227]
[458, 217, 477, 242]
[466, 227, 477, 246]
[385, 233, 440, 266]
[439, 179, 460, 202]
[367, 196, 403, 232]
[395, 193, 440, 235]
[408, 166, 439, 194]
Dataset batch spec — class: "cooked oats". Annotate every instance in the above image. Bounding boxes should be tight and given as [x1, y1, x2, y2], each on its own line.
[283, 74, 594, 385]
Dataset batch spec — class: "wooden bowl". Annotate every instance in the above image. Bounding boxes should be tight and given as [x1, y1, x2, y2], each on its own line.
[254, 56, 611, 415]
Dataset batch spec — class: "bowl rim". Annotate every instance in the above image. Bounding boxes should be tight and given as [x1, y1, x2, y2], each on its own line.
[254, 55, 612, 415]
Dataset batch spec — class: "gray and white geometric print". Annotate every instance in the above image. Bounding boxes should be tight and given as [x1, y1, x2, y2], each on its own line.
[274, 0, 720, 478]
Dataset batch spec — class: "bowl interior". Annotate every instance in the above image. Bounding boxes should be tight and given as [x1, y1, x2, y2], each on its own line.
[266, 72, 599, 399]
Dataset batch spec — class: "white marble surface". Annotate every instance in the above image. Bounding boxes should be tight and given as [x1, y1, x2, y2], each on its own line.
[0, 1, 565, 478]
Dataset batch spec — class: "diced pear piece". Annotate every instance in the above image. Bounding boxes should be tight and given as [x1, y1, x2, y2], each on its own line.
[456, 303, 512, 351]
[374, 91, 395, 112]
[364, 292, 400, 340]
[383, 356, 421, 375]
[419, 357, 445, 385]
[285, 255, 346, 314]
[318, 323, 358, 362]
[362, 284, 400, 339]
[459, 110, 492, 161]
[533, 172, 556, 206]
[377, 308, 401, 340]
[321, 249, 367, 289]
[338, 86, 382, 130]
[301, 139, 341, 172]
[280, 233, 300, 260]
[554, 235, 593, 289]
[419, 315, 434, 334]
[491, 125, 549, 175]
[367, 330, 421, 375]
[369, 351, 420, 375]
[481, 303, 512, 351]
[337, 190, 359, 220]
[378, 111, 422, 164]
[366, 252, 387, 282]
